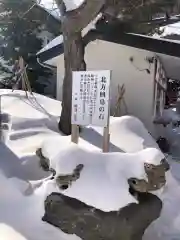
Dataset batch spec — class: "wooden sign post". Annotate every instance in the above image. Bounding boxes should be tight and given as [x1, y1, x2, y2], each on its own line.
[71, 70, 111, 151]
[102, 118, 110, 152]
[71, 124, 79, 144]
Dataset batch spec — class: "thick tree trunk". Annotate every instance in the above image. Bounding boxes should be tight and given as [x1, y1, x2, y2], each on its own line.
[58, 32, 86, 135]
[56, 0, 106, 135]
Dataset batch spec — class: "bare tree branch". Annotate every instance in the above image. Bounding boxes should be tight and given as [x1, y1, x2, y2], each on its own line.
[19, 0, 42, 19]
[20, 2, 36, 18]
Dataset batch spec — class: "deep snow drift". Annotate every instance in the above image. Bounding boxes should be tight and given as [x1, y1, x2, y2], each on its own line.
[0, 89, 179, 240]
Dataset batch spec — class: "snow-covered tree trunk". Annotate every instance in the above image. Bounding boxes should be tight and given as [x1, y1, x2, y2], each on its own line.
[55, 0, 105, 135]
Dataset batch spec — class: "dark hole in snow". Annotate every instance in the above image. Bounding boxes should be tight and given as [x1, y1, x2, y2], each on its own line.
[132, 179, 137, 185]
[60, 185, 69, 190]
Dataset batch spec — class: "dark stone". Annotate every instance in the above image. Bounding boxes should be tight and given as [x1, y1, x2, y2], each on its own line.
[156, 137, 170, 153]
[128, 158, 170, 192]
[172, 120, 180, 127]
[56, 164, 84, 190]
[42, 192, 162, 240]
[36, 148, 50, 171]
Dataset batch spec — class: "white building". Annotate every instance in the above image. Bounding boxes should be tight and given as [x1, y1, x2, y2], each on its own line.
[37, 31, 180, 138]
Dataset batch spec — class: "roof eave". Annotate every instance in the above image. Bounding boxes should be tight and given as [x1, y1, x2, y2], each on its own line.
[37, 31, 180, 64]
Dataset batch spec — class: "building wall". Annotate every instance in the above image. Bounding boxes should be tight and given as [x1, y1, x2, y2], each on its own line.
[55, 40, 158, 136]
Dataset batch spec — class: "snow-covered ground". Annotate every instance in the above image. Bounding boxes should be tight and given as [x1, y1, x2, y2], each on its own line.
[0, 89, 180, 239]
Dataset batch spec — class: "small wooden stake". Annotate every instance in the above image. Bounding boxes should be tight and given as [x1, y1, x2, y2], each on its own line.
[102, 72, 111, 153]
[103, 99, 110, 153]
[71, 124, 79, 144]
[103, 125, 110, 152]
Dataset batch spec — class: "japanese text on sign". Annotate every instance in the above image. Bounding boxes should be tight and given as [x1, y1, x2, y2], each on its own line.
[71, 70, 111, 127]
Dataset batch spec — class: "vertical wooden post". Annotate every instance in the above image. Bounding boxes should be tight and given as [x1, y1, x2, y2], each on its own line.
[102, 72, 111, 153]
[103, 120, 110, 152]
[71, 124, 79, 144]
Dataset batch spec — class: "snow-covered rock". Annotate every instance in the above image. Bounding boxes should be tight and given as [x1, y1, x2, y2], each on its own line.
[40, 143, 165, 212]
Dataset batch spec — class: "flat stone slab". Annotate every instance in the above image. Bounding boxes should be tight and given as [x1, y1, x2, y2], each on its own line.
[43, 191, 162, 240]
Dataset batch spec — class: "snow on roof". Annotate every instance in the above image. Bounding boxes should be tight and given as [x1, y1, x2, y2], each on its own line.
[38, 3, 60, 20]
[0, 89, 61, 156]
[153, 21, 180, 81]
[37, 35, 63, 54]
[160, 21, 180, 37]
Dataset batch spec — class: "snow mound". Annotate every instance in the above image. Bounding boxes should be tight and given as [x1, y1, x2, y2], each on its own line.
[81, 115, 159, 153]
[0, 169, 76, 240]
[40, 116, 158, 163]
[0, 89, 179, 239]
[0, 89, 62, 158]
[0, 224, 27, 240]
[109, 116, 159, 152]
[41, 135, 99, 161]
[41, 143, 164, 212]
[0, 89, 61, 119]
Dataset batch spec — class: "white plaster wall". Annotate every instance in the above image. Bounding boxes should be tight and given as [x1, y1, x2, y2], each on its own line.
[53, 40, 157, 136]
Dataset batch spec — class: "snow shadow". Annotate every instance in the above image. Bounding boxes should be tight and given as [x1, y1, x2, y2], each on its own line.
[0, 143, 26, 179]
[81, 128, 124, 152]
[11, 117, 59, 133]
[20, 155, 50, 180]
[10, 130, 43, 141]
[21, 96, 58, 120]
[0, 143, 48, 181]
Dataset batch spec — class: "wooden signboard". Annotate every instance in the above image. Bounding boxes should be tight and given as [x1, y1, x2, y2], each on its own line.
[71, 70, 111, 152]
